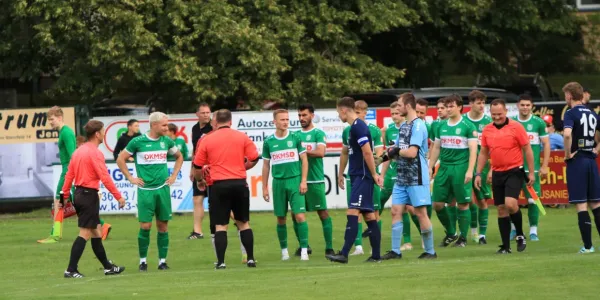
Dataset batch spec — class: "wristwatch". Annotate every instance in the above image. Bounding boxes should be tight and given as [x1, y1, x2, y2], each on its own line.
[474, 172, 482, 177]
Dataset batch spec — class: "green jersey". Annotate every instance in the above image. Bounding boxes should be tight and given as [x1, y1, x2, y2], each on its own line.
[168, 138, 188, 161]
[434, 117, 477, 165]
[429, 119, 444, 141]
[384, 122, 401, 179]
[295, 128, 327, 183]
[125, 133, 178, 189]
[512, 115, 548, 171]
[58, 125, 76, 166]
[463, 113, 493, 151]
[262, 131, 306, 179]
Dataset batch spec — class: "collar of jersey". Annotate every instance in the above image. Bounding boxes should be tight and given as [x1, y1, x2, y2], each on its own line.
[145, 133, 159, 141]
[466, 113, 485, 122]
[517, 114, 532, 123]
[301, 127, 316, 133]
[493, 118, 510, 129]
[274, 131, 290, 140]
[447, 116, 463, 127]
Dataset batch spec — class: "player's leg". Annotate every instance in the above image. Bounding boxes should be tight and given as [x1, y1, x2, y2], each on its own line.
[362, 184, 382, 237]
[289, 177, 309, 260]
[410, 185, 437, 258]
[156, 186, 173, 270]
[346, 177, 364, 255]
[401, 211, 413, 249]
[469, 200, 478, 240]
[272, 179, 290, 260]
[475, 165, 491, 244]
[189, 180, 205, 239]
[231, 211, 248, 263]
[308, 183, 334, 254]
[432, 165, 457, 246]
[589, 159, 600, 249]
[383, 184, 407, 259]
[40, 169, 68, 243]
[453, 164, 472, 247]
[567, 157, 595, 253]
[137, 188, 154, 272]
[448, 201, 458, 236]
[524, 172, 541, 241]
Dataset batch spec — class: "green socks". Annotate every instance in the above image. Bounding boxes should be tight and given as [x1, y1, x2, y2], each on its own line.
[469, 204, 478, 228]
[321, 217, 333, 250]
[276, 224, 288, 249]
[411, 214, 421, 234]
[402, 212, 412, 243]
[448, 206, 458, 232]
[377, 220, 382, 232]
[355, 223, 363, 246]
[426, 205, 432, 218]
[292, 217, 300, 244]
[100, 218, 105, 226]
[528, 204, 539, 227]
[479, 208, 489, 236]
[157, 231, 169, 259]
[458, 209, 471, 239]
[297, 221, 309, 248]
[436, 207, 456, 236]
[138, 228, 150, 258]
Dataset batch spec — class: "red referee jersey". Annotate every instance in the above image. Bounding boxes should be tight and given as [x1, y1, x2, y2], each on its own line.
[193, 127, 258, 181]
[62, 142, 122, 199]
[481, 119, 529, 171]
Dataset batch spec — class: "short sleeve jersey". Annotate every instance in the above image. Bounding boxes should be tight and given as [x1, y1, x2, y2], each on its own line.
[58, 126, 76, 166]
[563, 105, 600, 158]
[384, 122, 400, 179]
[429, 119, 442, 141]
[343, 121, 382, 175]
[168, 138, 188, 161]
[125, 133, 178, 189]
[464, 113, 493, 151]
[262, 132, 306, 179]
[347, 119, 373, 178]
[395, 118, 429, 186]
[434, 117, 477, 165]
[512, 115, 549, 171]
[295, 128, 327, 183]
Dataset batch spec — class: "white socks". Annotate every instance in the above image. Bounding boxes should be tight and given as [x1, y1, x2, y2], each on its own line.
[530, 226, 538, 235]
[140, 257, 147, 264]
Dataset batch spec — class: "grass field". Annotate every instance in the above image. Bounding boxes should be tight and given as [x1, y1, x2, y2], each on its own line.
[0, 207, 598, 300]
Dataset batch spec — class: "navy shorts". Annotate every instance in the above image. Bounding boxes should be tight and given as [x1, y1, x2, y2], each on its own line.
[566, 155, 600, 203]
[348, 175, 375, 212]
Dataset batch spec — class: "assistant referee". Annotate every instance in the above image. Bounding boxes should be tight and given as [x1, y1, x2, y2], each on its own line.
[193, 109, 259, 269]
[61, 120, 126, 278]
[475, 98, 535, 254]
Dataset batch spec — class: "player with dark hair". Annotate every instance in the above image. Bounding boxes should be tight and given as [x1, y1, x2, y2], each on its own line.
[167, 123, 189, 161]
[112, 119, 140, 161]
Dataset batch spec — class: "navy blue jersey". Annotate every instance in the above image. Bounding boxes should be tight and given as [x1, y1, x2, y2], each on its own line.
[563, 105, 599, 158]
[348, 118, 373, 178]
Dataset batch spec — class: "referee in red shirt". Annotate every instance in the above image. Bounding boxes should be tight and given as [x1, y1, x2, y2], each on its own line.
[194, 109, 259, 269]
[475, 99, 535, 254]
[61, 120, 126, 278]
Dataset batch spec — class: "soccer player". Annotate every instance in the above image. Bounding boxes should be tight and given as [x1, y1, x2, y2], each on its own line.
[290, 104, 335, 256]
[383, 93, 437, 260]
[262, 109, 310, 261]
[189, 103, 213, 239]
[117, 112, 184, 271]
[328, 97, 383, 263]
[511, 94, 550, 241]
[167, 123, 189, 161]
[464, 90, 493, 244]
[561, 82, 600, 253]
[429, 98, 449, 142]
[112, 119, 140, 161]
[38, 106, 112, 244]
[429, 95, 478, 247]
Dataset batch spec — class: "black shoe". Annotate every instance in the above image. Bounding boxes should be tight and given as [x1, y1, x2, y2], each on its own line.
[187, 232, 204, 239]
[497, 246, 512, 254]
[215, 262, 226, 270]
[325, 249, 335, 256]
[104, 264, 125, 275]
[158, 262, 170, 270]
[361, 228, 372, 238]
[365, 256, 382, 263]
[381, 250, 402, 260]
[478, 236, 487, 245]
[440, 234, 458, 247]
[418, 252, 438, 259]
[246, 259, 256, 268]
[516, 235, 527, 252]
[326, 251, 348, 264]
[294, 246, 313, 256]
[64, 270, 84, 278]
[453, 236, 467, 248]
[139, 262, 148, 272]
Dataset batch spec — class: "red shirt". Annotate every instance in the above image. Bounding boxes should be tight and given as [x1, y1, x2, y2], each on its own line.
[193, 127, 259, 181]
[62, 142, 122, 200]
[481, 119, 529, 171]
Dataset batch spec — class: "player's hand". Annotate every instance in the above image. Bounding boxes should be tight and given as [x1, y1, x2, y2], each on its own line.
[565, 151, 578, 161]
[165, 175, 176, 186]
[375, 175, 383, 188]
[117, 198, 126, 209]
[196, 179, 207, 191]
[487, 171, 492, 184]
[299, 181, 308, 195]
[338, 176, 345, 190]
[464, 172, 473, 184]
[53, 199, 63, 209]
[474, 176, 482, 190]
[263, 188, 270, 202]
[129, 177, 144, 187]
[540, 166, 549, 177]
[527, 172, 535, 187]
[429, 168, 433, 180]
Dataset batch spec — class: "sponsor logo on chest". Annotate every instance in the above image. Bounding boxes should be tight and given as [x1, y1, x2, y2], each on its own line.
[440, 135, 468, 149]
[136, 150, 168, 165]
[270, 149, 299, 165]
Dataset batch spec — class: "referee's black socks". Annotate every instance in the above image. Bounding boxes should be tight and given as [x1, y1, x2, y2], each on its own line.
[214, 231, 228, 264]
[239, 229, 254, 260]
[498, 217, 511, 250]
[509, 210, 524, 237]
[91, 237, 113, 269]
[578, 211, 593, 249]
[67, 236, 87, 272]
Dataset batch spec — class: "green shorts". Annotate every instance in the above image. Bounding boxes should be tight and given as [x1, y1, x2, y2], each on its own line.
[433, 164, 472, 204]
[138, 185, 172, 223]
[380, 174, 395, 208]
[273, 177, 306, 217]
[473, 162, 492, 201]
[306, 182, 327, 211]
[346, 177, 381, 211]
[523, 171, 541, 200]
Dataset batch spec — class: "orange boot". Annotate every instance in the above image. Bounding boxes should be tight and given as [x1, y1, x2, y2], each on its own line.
[101, 223, 112, 240]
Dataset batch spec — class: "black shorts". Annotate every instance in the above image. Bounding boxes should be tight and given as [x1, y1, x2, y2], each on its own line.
[208, 179, 250, 226]
[192, 179, 207, 197]
[491, 167, 525, 206]
[73, 186, 101, 229]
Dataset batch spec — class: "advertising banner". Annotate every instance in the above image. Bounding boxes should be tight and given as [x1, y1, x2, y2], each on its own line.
[0, 107, 76, 199]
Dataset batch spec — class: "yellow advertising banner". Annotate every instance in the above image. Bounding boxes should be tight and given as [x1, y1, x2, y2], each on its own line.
[0, 107, 76, 145]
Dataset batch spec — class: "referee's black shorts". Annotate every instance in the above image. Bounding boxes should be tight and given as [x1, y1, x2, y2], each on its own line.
[491, 167, 525, 206]
[73, 186, 101, 229]
[209, 179, 250, 226]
